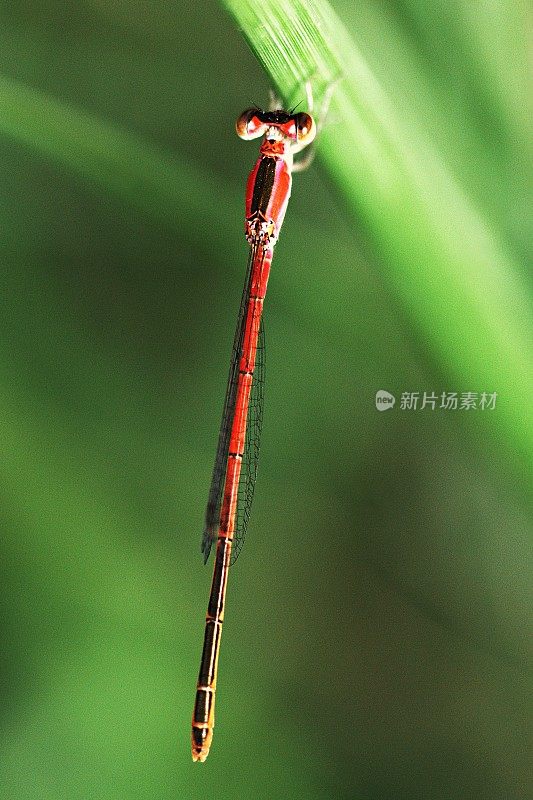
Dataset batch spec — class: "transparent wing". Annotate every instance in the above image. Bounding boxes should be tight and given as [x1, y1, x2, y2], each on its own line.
[201, 246, 256, 564]
[231, 317, 265, 565]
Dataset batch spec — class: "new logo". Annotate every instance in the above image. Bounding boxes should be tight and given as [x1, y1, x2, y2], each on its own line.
[375, 390, 396, 411]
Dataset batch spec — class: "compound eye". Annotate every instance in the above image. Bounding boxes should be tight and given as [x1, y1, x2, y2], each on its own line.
[236, 109, 268, 140]
[294, 112, 316, 145]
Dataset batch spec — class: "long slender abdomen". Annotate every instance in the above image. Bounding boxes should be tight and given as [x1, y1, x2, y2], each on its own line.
[191, 245, 272, 762]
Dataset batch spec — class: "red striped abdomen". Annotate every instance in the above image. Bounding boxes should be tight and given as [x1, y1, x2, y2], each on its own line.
[191, 244, 272, 762]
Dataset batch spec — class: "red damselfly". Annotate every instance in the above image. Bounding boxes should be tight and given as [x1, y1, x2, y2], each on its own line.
[191, 102, 318, 762]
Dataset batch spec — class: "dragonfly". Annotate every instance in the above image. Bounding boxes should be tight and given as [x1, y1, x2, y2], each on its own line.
[191, 101, 318, 763]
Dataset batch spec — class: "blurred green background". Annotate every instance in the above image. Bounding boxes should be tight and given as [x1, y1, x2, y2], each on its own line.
[0, 2, 531, 798]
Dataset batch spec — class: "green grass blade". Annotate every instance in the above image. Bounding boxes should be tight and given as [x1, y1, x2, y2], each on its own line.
[223, 0, 533, 474]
